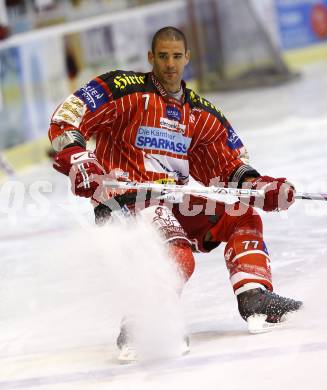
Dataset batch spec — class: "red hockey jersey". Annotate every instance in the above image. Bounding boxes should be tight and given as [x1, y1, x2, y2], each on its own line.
[49, 70, 249, 186]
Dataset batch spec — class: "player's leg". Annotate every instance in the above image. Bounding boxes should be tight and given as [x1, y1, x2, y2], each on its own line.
[174, 197, 302, 329]
[94, 202, 193, 361]
[207, 202, 302, 328]
[118, 205, 193, 361]
[95, 202, 195, 282]
[134, 204, 195, 283]
[209, 202, 272, 291]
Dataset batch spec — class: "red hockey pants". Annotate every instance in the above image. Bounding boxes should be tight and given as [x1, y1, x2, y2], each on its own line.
[173, 196, 273, 292]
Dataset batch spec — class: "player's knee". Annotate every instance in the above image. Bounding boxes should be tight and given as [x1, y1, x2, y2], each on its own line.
[168, 240, 195, 282]
[239, 205, 263, 233]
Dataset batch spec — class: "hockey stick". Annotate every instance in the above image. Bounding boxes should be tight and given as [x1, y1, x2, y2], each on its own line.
[102, 180, 327, 201]
[295, 192, 327, 201]
[102, 180, 264, 197]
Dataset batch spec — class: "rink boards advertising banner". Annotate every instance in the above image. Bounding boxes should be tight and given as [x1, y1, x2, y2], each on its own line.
[276, 0, 327, 49]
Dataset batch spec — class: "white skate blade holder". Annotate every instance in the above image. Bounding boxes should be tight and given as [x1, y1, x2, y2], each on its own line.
[247, 314, 285, 334]
[118, 345, 137, 364]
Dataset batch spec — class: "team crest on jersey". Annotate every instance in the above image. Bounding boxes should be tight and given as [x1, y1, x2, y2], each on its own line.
[166, 106, 182, 122]
[75, 80, 109, 112]
[53, 94, 86, 128]
[227, 126, 243, 150]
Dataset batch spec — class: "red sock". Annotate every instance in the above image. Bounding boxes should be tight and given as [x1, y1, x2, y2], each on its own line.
[168, 240, 195, 282]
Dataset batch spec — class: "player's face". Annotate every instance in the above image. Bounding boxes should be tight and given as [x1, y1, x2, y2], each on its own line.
[148, 39, 190, 93]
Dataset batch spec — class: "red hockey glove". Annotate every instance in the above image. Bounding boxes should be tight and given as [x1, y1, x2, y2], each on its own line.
[53, 146, 105, 198]
[247, 175, 295, 212]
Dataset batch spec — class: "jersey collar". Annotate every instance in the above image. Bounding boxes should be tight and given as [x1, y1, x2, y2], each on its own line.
[150, 72, 186, 107]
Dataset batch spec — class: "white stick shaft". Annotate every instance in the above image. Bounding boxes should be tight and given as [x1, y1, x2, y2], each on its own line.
[294, 192, 327, 201]
[103, 180, 327, 201]
[103, 180, 264, 198]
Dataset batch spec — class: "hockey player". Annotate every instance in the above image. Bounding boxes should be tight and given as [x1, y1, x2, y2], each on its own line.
[48, 26, 302, 360]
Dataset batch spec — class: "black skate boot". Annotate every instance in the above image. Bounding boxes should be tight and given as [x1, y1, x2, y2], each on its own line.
[116, 323, 136, 363]
[237, 288, 303, 332]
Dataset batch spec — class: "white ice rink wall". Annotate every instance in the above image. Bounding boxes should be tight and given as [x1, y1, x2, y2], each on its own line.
[0, 0, 326, 179]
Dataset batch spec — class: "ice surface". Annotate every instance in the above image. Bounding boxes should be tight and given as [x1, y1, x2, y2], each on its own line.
[0, 61, 326, 389]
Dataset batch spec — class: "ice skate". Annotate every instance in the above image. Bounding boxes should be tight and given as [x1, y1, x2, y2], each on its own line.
[182, 335, 190, 355]
[237, 287, 303, 334]
[116, 323, 190, 363]
[116, 324, 137, 363]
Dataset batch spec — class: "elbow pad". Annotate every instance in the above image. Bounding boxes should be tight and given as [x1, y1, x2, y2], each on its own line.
[52, 130, 86, 152]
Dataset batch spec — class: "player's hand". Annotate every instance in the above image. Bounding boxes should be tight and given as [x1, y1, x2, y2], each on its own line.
[247, 175, 295, 212]
[91, 168, 131, 204]
[53, 146, 105, 198]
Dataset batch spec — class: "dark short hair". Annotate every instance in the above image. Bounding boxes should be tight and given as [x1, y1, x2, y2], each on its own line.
[151, 26, 188, 53]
